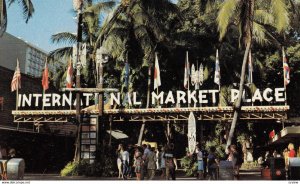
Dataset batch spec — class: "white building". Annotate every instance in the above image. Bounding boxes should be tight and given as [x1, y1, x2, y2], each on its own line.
[0, 32, 49, 77]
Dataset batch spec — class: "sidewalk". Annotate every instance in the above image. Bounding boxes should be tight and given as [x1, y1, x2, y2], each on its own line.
[23, 169, 263, 180]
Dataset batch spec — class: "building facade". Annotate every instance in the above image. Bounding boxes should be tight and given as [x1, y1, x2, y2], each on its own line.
[0, 32, 48, 78]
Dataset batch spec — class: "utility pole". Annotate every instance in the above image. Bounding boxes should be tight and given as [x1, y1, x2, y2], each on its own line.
[73, 0, 83, 162]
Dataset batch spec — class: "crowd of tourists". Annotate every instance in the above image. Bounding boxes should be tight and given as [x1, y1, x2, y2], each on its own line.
[116, 143, 243, 180]
[116, 143, 178, 180]
[259, 143, 299, 169]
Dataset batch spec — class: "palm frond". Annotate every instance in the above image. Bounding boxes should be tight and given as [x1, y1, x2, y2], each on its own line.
[252, 22, 270, 46]
[270, 0, 289, 33]
[8, 0, 34, 23]
[48, 47, 73, 60]
[51, 32, 77, 45]
[217, 0, 239, 40]
[254, 9, 275, 26]
[83, 1, 115, 15]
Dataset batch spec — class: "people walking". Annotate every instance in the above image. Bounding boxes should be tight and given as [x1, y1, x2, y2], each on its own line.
[159, 146, 166, 179]
[195, 145, 204, 179]
[120, 145, 130, 180]
[288, 143, 296, 158]
[207, 146, 219, 180]
[134, 147, 143, 180]
[164, 144, 177, 180]
[228, 145, 242, 180]
[141, 144, 150, 180]
[116, 144, 123, 178]
[146, 146, 157, 180]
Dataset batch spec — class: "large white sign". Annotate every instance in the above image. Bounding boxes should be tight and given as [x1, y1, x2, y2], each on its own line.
[18, 88, 285, 107]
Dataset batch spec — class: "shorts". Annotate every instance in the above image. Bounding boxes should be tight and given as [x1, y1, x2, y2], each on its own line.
[197, 160, 204, 171]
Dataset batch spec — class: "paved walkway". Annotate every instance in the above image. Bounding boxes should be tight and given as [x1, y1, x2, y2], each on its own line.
[23, 169, 263, 180]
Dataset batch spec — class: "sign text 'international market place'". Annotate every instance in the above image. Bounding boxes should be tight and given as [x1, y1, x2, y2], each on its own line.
[17, 88, 286, 108]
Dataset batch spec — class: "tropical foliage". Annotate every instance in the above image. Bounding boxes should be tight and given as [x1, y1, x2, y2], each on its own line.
[0, 0, 34, 36]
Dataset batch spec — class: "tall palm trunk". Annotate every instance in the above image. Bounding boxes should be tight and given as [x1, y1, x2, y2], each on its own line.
[225, 0, 254, 152]
[137, 65, 152, 145]
[226, 43, 251, 151]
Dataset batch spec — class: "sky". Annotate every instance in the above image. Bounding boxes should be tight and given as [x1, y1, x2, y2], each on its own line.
[7, 0, 77, 53]
[7, 0, 178, 53]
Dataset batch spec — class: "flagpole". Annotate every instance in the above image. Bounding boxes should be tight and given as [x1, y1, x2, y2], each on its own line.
[42, 89, 45, 110]
[187, 51, 190, 108]
[282, 47, 287, 106]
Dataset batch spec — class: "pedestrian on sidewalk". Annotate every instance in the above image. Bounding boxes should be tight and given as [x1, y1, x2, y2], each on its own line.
[116, 144, 123, 178]
[207, 146, 219, 180]
[134, 147, 143, 180]
[146, 146, 157, 180]
[228, 145, 242, 180]
[159, 146, 166, 179]
[195, 145, 204, 180]
[120, 145, 130, 180]
[164, 144, 177, 180]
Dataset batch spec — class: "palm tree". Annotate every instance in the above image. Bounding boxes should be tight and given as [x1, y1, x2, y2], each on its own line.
[217, 0, 289, 151]
[49, 0, 115, 87]
[92, 0, 181, 145]
[0, 0, 34, 36]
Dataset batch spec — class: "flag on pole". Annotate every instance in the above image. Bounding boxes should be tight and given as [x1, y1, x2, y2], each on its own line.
[191, 64, 196, 86]
[66, 59, 73, 88]
[248, 50, 253, 84]
[282, 48, 290, 86]
[11, 59, 21, 92]
[184, 51, 190, 89]
[214, 49, 220, 86]
[42, 61, 49, 91]
[154, 53, 161, 90]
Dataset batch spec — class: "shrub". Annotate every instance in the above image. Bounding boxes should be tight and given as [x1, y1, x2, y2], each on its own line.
[180, 153, 197, 177]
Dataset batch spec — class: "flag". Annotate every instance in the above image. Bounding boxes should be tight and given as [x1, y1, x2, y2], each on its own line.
[124, 62, 130, 89]
[184, 51, 190, 89]
[248, 50, 253, 84]
[154, 53, 161, 90]
[191, 64, 195, 86]
[214, 49, 220, 86]
[42, 61, 49, 91]
[66, 59, 73, 88]
[282, 48, 290, 86]
[11, 59, 21, 92]
[269, 130, 275, 139]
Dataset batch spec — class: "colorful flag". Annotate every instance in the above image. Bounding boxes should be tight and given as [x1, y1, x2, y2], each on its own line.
[11, 59, 21, 92]
[282, 48, 290, 86]
[66, 59, 73, 88]
[42, 61, 49, 91]
[184, 51, 190, 89]
[214, 49, 220, 86]
[124, 62, 130, 89]
[154, 53, 161, 90]
[248, 50, 253, 84]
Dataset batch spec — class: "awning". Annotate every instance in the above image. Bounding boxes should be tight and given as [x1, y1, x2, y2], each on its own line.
[106, 130, 128, 139]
